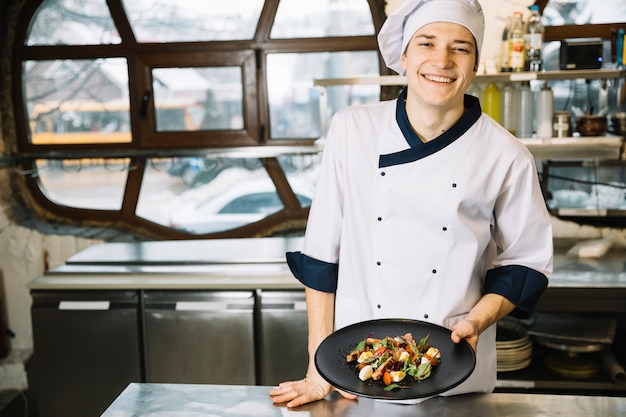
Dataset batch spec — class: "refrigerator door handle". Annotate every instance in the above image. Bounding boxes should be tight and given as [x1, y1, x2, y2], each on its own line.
[261, 301, 307, 311]
[175, 301, 226, 311]
[58, 301, 111, 310]
[174, 301, 252, 311]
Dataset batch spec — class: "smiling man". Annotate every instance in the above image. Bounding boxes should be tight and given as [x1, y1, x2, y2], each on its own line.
[270, 0, 553, 407]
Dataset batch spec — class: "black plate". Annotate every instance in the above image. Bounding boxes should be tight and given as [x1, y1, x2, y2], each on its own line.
[315, 318, 476, 400]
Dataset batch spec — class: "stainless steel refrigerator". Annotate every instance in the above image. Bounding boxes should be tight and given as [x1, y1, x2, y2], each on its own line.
[30, 290, 142, 417]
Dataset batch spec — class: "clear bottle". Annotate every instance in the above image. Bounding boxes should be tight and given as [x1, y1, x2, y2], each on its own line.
[517, 82, 533, 138]
[500, 84, 518, 136]
[500, 16, 512, 72]
[466, 83, 482, 100]
[508, 12, 525, 72]
[536, 82, 554, 138]
[483, 82, 501, 123]
[524, 5, 544, 71]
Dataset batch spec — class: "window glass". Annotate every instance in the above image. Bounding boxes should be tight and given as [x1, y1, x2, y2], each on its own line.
[152, 67, 243, 132]
[271, 0, 374, 38]
[543, 0, 626, 25]
[25, 58, 131, 145]
[27, 0, 120, 45]
[137, 157, 315, 234]
[267, 51, 380, 139]
[35, 159, 129, 209]
[122, 0, 264, 42]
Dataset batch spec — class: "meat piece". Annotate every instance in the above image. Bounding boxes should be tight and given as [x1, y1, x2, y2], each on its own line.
[372, 356, 394, 380]
[346, 350, 362, 362]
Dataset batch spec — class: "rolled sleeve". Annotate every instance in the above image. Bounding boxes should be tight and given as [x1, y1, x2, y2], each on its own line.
[484, 265, 549, 319]
[286, 251, 339, 293]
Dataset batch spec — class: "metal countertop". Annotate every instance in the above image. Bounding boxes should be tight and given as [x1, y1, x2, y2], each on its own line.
[100, 383, 626, 417]
[27, 237, 626, 290]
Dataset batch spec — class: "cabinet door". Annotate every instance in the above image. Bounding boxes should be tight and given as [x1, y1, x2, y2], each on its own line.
[30, 290, 142, 417]
[144, 290, 255, 384]
[258, 290, 308, 385]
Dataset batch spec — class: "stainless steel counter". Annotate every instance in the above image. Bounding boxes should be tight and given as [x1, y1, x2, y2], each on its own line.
[101, 383, 626, 417]
[28, 237, 305, 290]
[26, 237, 626, 290]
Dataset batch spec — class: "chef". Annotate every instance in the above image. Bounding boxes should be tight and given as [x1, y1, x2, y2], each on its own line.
[270, 0, 553, 407]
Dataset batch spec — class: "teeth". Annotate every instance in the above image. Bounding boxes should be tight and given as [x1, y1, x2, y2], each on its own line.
[424, 74, 453, 83]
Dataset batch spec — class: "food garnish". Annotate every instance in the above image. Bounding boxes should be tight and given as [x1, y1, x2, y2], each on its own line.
[346, 333, 440, 390]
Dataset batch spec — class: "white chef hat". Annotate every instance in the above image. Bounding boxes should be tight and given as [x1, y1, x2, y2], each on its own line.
[378, 0, 485, 74]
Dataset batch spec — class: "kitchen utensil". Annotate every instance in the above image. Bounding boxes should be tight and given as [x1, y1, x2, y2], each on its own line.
[553, 111, 571, 137]
[544, 351, 600, 379]
[527, 313, 616, 345]
[607, 112, 626, 135]
[315, 319, 475, 400]
[576, 114, 607, 136]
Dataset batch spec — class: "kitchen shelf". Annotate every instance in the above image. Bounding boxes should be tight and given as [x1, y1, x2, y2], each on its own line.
[313, 68, 625, 87]
[314, 70, 625, 162]
[519, 135, 625, 160]
[496, 337, 626, 396]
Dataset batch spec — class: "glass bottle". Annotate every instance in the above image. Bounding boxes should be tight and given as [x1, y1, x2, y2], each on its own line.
[466, 83, 482, 100]
[508, 12, 525, 72]
[524, 5, 544, 71]
[500, 84, 518, 136]
[536, 83, 554, 138]
[500, 16, 512, 72]
[483, 83, 501, 123]
[517, 82, 533, 138]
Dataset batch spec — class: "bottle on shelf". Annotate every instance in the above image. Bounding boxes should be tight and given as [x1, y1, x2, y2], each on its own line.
[483, 82, 501, 123]
[524, 5, 544, 72]
[536, 82, 554, 138]
[508, 12, 525, 72]
[517, 82, 533, 138]
[500, 84, 518, 136]
[500, 16, 512, 72]
[466, 83, 482, 100]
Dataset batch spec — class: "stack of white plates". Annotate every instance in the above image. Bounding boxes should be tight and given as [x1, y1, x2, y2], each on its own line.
[496, 320, 533, 372]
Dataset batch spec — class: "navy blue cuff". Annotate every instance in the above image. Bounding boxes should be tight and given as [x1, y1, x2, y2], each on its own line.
[286, 251, 338, 293]
[484, 265, 549, 319]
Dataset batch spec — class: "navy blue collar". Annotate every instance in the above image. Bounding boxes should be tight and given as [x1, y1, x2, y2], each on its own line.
[379, 88, 482, 168]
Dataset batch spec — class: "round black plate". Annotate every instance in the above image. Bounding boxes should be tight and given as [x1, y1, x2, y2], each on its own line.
[315, 318, 476, 400]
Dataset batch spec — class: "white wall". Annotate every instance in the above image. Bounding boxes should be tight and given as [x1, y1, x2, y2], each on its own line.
[0, 202, 100, 352]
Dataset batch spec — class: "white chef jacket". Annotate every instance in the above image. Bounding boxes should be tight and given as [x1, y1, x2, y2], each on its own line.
[287, 89, 553, 396]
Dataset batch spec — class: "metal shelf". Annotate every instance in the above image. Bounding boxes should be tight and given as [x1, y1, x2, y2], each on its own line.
[519, 136, 624, 160]
[314, 70, 625, 162]
[313, 68, 625, 87]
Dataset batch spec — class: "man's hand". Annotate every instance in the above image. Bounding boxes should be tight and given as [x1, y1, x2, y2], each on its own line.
[269, 366, 357, 408]
[450, 293, 517, 352]
[450, 318, 479, 352]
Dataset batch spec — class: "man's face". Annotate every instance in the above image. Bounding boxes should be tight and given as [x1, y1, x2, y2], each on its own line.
[401, 22, 478, 110]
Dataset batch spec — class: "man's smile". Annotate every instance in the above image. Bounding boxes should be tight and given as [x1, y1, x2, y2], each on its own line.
[422, 74, 455, 83]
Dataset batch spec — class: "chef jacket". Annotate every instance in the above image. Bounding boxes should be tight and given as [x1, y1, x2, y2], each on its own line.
[287, 88, 553, 396]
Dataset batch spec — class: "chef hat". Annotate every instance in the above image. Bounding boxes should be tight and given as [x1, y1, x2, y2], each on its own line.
[378, 0, 485, 74]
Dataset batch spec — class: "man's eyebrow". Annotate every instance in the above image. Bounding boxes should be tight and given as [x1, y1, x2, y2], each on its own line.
[413, 33, 474, 46]
[452, 39, 475, 48]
